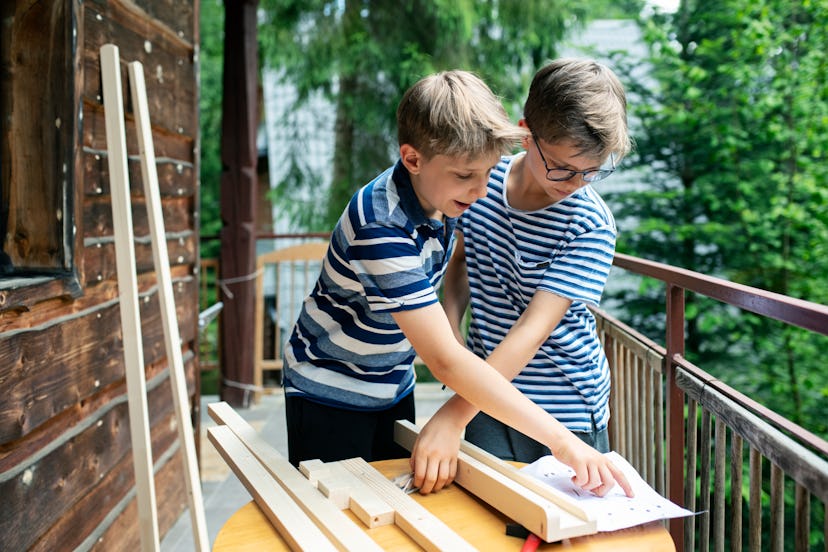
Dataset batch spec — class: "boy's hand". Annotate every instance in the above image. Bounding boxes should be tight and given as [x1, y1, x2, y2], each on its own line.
[409, 415, 464, 494]
[552, 435, 634, 498]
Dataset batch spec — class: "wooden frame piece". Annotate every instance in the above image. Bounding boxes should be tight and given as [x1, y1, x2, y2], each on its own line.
[100, 43, 160, 552]
[207, 402, 383, 551]
[339, 457, 478, 552]
[207, 426, 338, 552]
[127, 59, 209, 552]
[394, 420, 598, 542]
[253, 241, 328, 397]
[300, 460, 395, 528]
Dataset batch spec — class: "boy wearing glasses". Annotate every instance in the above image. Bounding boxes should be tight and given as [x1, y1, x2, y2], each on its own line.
[284, 69, 632, 498]
[412, 59, 630, 486]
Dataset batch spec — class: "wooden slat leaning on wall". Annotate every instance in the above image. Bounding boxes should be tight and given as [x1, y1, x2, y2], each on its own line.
[128, 58, 208, 551]
[100, 42, 160, 552]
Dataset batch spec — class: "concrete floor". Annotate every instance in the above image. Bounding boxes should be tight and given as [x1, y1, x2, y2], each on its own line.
[160, 382, 451, 551]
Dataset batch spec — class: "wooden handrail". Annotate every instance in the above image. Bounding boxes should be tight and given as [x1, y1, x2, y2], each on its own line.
[613, 253, 828, 335]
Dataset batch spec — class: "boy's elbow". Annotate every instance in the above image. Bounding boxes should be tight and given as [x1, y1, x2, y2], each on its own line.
[418, 346, 465, 385]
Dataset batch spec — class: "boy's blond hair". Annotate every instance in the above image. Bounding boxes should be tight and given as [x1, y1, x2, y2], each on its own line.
[524, 58, 631, 163]
[397, 70, 525, 160]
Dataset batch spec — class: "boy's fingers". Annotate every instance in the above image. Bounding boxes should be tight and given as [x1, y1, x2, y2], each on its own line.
[570, 464, 589, 487]
[612, 465, 634, 497]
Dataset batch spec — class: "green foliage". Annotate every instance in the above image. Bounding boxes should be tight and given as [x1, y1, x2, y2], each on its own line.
[606, 0, 828, 440]
[198, 0, 226, 259]
[255, 0, 638, 228]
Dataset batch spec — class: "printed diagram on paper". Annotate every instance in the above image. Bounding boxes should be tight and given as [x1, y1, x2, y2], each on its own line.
[520, 451, 696, 532]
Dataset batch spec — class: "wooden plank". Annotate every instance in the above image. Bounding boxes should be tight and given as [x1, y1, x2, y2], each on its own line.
[394, 419, 597, 542]
[84, 196, 193, 239]
[83, 4, 196, 137]
[100, 42, 160, 552]
[128, 59, 208, 551]
[308, 460, 395, 529]
[82, 234, 197, 286]
[297, 458, 329, 487]
[339, 457, 478, 552]
[206, 426, 338, 552]
[207, 402, 383, 552]
[0, 377, 182, 551]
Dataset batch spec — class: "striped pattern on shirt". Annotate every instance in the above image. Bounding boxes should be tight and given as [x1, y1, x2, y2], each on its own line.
[283, 162, 456, 410]
[460, 154, 616, 432]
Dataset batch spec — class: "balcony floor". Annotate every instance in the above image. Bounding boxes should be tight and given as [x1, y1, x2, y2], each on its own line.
[160, 382, 451, 551]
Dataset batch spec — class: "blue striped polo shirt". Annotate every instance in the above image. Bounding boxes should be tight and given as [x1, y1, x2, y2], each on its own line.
[283, 161, 456, 410]
[460, 154, 616, 433]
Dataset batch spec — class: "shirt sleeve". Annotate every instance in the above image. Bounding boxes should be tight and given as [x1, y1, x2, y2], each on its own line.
[538, 224, 616, 307]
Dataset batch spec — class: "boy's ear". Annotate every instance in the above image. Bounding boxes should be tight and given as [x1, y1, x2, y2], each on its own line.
[399, 144, 424, 175]
[517, 119, 531, 150]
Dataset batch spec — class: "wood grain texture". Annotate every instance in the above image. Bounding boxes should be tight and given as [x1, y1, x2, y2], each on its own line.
[208, 426, 339, 552]
[215, 459, 676, 552]
[340, 457, 478, 552]
[1, 0, 199, 549]
[208, 401, 384, 552]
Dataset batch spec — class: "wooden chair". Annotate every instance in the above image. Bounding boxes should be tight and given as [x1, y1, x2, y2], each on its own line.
[253, 241, 329, 398]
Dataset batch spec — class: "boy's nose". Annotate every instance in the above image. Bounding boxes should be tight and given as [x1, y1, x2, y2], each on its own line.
[472, 178, 489, 199]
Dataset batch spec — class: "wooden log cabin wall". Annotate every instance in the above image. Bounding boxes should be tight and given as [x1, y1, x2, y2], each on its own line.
[1, 1, 201, 549]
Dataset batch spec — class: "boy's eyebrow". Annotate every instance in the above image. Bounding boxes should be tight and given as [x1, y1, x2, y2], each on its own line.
[543, 151, 601, 171]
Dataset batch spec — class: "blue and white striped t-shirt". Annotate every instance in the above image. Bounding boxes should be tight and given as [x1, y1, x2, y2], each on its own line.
[460, 154, 616, 433]
[283, 161, 456, 410]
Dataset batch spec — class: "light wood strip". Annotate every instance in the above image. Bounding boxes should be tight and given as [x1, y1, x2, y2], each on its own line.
[207, 402, 383, 552]
[394, 420, 597, 542]
[317, 461, 395, 528]
[338, 457, 477, 552]
[396, 419, 593, 522]
[128, 59, 208, 551]
[207, 426, 337, 551]
[298, 458, 328, 487]
[100, 43, 161, 552]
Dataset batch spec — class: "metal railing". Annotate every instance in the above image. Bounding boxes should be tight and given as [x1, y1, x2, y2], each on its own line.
[599, 253, 828, 552]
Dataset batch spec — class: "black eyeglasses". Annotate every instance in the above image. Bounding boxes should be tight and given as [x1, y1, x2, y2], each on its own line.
[531, 133, 615, 183]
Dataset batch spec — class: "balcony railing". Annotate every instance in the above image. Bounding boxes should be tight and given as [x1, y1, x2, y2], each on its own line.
[199, 238, 828, 551]
[602, 253, 828, 552]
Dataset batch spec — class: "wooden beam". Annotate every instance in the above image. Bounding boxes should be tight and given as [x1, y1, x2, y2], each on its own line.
[339, 457, 478, 552]
[127, 60, 209, 551]
[207, 426, 338, 551]
[207, 402, 383, 551]
[300, 459, 395, 528]
[394, 419, 598, 542]
[100, 43, 160, 552]
[218, 0, 260, 407]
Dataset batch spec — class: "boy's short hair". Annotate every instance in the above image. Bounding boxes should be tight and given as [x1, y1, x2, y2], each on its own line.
[524, 58, 631, 162]
[397, 70, 525, 160]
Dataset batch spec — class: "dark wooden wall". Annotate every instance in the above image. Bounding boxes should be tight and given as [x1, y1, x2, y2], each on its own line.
[0, 0, 201, 549]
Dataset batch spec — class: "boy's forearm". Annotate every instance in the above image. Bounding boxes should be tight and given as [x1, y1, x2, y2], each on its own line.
[396, 303, 573, 454]
[434, 291, 570, 430]
[434, 325, 550, 427]
[433, 348, 572, 448]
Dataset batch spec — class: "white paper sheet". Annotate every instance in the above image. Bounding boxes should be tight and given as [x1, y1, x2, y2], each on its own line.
[520, 451, 696, 532]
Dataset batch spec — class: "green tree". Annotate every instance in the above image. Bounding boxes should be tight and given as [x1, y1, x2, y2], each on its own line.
[256, 0, 641, 228]
[198, 0, 226, 259]
[607, 0, 828, 437]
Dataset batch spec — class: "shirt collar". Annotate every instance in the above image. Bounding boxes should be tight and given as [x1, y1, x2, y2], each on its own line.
[391, 160, 454, 234]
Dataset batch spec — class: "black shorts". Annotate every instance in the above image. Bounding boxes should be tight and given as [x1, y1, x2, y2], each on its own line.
[285, 392, 415, 467]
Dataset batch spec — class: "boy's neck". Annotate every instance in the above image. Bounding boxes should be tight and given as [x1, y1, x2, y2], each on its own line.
[508, 154, 551, 211]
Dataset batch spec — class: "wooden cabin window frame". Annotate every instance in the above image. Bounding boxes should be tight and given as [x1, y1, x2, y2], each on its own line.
[1, 1, 79, 299]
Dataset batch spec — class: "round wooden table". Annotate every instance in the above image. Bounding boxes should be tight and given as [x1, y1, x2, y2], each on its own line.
[213, 458, 675, 551]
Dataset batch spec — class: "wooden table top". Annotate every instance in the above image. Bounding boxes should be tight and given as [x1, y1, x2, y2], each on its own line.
[213, 458, 676, 551]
